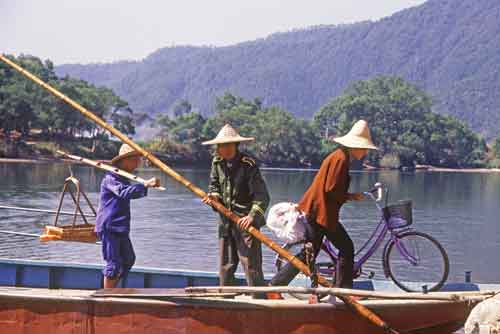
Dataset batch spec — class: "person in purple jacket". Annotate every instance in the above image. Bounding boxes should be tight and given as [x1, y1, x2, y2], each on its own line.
[95, 144, 159, 288]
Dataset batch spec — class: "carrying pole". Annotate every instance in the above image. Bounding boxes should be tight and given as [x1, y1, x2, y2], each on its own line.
[0, 54, 399, 334]
[56, 150, 166, 191]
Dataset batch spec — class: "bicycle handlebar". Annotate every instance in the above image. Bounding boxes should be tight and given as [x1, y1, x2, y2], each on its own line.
[364, 182, 384, 202]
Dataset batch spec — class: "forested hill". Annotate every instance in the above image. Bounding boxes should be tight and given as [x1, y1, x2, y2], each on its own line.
[56, 0, 500, 138]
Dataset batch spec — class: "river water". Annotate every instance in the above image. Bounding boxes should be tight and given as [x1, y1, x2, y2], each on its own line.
[0, 162, 499, 284]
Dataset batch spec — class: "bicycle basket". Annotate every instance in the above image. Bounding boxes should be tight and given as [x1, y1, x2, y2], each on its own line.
[383, 200, 412, 229]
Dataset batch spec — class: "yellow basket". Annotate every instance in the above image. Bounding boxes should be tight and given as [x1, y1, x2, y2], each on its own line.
[40, 175, 98, 243]
[40, 225, 98, 243]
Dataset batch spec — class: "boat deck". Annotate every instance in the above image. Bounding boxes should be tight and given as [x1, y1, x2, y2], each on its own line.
[0, 286, 483, 334]
[0, 285, 486, 308]
[1, 258, 497, 333]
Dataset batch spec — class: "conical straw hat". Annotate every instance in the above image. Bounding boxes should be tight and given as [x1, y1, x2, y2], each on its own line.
[111, 144, 141, 164]
[202, 124, 255, 145]
[333, 120, 378, 150]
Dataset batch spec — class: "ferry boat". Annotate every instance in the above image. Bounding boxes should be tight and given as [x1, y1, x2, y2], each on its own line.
[0, 258, 497, 334]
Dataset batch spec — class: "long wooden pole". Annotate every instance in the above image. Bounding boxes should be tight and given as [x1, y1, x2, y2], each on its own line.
[0, 54, 398, 334]
[186, 286, 497, 302]
[56, 150, 166, 191]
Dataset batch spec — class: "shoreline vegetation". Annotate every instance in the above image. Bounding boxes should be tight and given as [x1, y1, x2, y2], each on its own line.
[2, 55, 500, 170]
[2, 157, 500, 174]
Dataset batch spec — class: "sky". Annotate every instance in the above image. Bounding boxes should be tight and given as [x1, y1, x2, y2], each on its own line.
[1, 0, 426, 65]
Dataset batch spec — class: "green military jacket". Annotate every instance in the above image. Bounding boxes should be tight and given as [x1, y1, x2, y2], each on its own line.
[207, 152, 270, 237]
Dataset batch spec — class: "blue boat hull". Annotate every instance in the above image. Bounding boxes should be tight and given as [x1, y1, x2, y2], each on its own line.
[0, 258, 230, 289]
[0, 258, 494, 292]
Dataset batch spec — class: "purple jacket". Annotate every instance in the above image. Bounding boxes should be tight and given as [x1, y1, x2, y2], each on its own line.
[95, 172, 147, 234]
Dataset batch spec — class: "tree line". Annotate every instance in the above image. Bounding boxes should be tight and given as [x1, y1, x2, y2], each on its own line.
[150, 78, 495, 168]
[0, 55, 135, 158]
[1, 55, 499, 168]
[0, 55, 135, 139]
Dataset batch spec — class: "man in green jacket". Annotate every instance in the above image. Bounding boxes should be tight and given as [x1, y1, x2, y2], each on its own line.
[202, 124, 270, 290]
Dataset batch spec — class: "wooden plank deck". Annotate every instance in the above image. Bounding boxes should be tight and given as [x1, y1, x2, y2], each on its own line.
[0, 285, 482, 334]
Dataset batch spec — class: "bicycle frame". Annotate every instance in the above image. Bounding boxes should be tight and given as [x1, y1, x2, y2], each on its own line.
[317, 185, 416, 279]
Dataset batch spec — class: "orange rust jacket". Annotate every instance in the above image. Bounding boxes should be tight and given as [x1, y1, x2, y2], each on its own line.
[297, 148, 351, 231]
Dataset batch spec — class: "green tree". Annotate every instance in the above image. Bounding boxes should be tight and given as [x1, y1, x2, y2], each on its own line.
[0, 54, 135, 139]
[172, 99, 192, 118]
[202, 92, 261, 139]
[254, 107, 321, 166]
[492, 138, 500, 158]
[313, 77, 485, 167]
[0, 55, 54, 135]
[152, 93, 321, 166]
[154, 111, 208, 161]
[202, 93, 320, 166]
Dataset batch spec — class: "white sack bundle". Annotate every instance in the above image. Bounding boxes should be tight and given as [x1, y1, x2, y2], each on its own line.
[266, 202, 307, 243]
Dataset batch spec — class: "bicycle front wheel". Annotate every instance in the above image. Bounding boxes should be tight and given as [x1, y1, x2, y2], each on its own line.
[385, 231, 449, 292]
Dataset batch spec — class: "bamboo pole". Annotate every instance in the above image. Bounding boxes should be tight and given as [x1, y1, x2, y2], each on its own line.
[94, 291, 241, 299]
[186, 286, 498, 302]
[0, 205, 96, 217]
[56, 150, 166, 191]
[0, 54, 399, 334]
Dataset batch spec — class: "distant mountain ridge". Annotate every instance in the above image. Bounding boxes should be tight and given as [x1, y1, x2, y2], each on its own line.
[56, 0, 500, 138]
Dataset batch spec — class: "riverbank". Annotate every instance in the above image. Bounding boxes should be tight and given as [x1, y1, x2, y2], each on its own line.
[0, 137, 120, 164]
[415, 165, 500, 173]
[2, 157, 500, 173]
[0, 157, 208, 169]
[0, 157, 109, 165]
[0, 158, 56, 164]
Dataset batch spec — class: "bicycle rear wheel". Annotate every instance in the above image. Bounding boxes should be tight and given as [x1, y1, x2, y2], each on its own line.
[385, 231, 449, 292]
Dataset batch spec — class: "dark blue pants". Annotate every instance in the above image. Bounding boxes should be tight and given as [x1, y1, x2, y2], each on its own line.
[99, 231, 136, 279]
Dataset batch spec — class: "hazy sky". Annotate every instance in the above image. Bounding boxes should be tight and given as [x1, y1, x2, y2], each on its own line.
[1, 0, 426, 65]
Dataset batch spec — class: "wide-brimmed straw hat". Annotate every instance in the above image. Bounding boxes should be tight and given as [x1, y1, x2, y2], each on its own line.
[333, 120, 378, 150]
[111, 144, 141, 164]
[202, 124, 255, 145]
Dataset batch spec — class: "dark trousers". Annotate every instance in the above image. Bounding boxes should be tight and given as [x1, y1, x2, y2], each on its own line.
[219, 227, 265, 288]
[270, 220, 355, 288]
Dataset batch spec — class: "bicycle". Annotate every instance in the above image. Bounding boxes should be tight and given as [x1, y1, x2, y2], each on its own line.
[275, 182, 450, 295]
